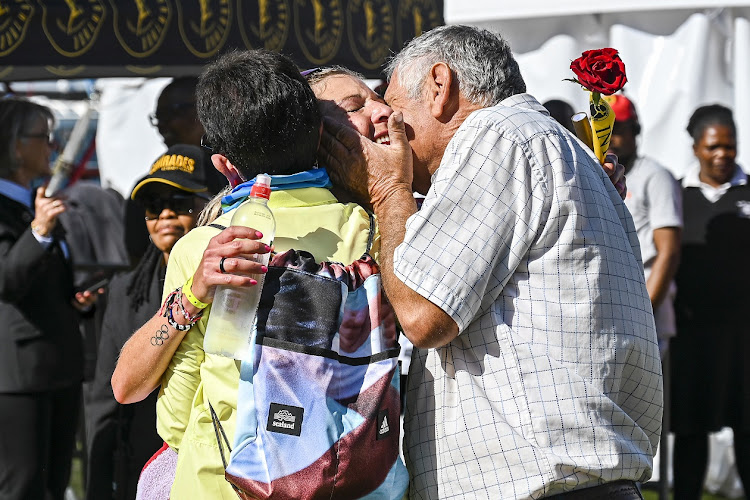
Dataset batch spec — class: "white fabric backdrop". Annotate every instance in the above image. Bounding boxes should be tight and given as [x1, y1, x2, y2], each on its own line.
[95, 78, 171, 196]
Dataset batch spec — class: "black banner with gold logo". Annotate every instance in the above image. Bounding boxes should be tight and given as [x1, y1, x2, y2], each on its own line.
[0, 0, 443, 80]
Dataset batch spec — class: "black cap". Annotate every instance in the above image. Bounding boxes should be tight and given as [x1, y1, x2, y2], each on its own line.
[131, 144, 213, 200]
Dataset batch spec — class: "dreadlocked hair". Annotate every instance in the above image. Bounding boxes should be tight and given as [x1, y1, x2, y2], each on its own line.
[126, 243, 164, 312]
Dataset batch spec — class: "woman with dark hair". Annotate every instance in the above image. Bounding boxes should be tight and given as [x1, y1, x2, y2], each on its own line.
[85, 144, 213, 500]
[671, 103, 750, 499]
[0, 97, 97, 499]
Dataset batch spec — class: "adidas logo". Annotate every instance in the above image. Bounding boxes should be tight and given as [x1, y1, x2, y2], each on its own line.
[379, 415, 390, 435]
[376, 409, 392, 440]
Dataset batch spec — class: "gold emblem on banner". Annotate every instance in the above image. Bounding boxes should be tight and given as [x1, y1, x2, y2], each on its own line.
[0, 66, 14, 78]
[177, 0, 231, 57]
[294, 0, 342, 65]
[112, 0, 172, 58]
[126, 64, 163, 75]
[347, 0, 392, 70]
[0, 0, 33, 57]
[396, 0, 439, 46]
[40, 0, 105, 57]
[238, 0, 289, 52]
[45, 64, 86, 76]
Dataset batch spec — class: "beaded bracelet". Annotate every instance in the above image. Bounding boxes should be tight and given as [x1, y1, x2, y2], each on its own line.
[167, 305, 193, 332]
[176, 289, 204, 324]
[161, 288, 202, 332]
[183, 276, 209, 310]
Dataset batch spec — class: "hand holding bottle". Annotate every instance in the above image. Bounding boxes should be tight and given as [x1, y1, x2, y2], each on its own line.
[189, 225, 272, 305]
[203, 174, 276, 360]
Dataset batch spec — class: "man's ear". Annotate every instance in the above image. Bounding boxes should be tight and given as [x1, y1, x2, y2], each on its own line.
[211, 154, 245, 187]
[427, 62, 455, 119]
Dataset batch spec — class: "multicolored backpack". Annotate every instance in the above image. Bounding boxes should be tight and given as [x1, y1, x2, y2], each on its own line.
[210, 247, 408, 500]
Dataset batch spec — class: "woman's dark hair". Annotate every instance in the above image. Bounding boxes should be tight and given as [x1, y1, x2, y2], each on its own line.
[0, 97, 55, 179]
[686, 104, 736, 143]
[126, 243, 163, 312]
[196, 49, 321, 180]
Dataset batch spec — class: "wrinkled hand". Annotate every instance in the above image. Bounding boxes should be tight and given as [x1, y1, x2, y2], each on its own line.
[319, 112, 414, 209]
[189, 226, 271, 304]
[31, 187, 65, 237]
[603, 153, 627, 200]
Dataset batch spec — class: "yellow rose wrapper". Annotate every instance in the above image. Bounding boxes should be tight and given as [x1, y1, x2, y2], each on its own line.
[571, 111, 594, 152]
[589, 93, 615, 164]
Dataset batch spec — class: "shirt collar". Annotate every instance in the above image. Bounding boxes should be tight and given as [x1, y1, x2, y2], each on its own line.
[267, 187, 339, 209]
[221, 169, 332, 213]
[0, 178, 33, 210]
[499, 93, 550, 115]
[682, 163, 747, 203]
[682, 164, 747, 189]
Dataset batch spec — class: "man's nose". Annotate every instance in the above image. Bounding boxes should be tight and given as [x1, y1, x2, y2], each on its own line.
[371, 102, 393, 123]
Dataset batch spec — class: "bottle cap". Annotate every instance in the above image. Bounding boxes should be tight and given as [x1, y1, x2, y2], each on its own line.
[250, 173, 272, 200]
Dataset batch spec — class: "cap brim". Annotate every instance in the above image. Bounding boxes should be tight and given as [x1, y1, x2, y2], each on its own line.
[131, 178, 209, 200]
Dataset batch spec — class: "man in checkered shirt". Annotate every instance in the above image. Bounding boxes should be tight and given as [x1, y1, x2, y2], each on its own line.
[322, 25, 661, 499]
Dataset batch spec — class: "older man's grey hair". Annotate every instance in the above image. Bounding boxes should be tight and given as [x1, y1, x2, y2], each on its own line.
[385, 25, 526, 108]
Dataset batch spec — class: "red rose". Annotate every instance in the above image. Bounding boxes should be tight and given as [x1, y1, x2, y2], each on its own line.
[570, 48, 627, 95]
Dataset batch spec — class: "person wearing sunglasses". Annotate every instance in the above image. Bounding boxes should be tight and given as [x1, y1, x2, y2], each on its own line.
[85, 144, 214, 500]
[125, 78, 228, 268]
[0, 97, 99, 499]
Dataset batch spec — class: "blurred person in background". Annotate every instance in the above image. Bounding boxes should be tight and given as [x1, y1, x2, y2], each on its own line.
[0, 97, 99, 500]
[543, 98, 576, 134]
[150, 77, 204, 149]
[150, 77, 227, 196]
[606, 94, 682, 358]
[86, 144, 213, 500]
[670, 104, 750, 499]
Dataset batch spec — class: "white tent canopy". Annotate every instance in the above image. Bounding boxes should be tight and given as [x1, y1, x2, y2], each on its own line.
[447, 0, 749, 22]
[443, 4, 750, 180]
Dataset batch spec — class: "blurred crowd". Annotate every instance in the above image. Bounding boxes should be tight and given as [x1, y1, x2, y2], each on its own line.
[0, 34, 748, 500]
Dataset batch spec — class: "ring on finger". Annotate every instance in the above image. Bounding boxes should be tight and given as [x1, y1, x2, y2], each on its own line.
[219, 257, 228, 274]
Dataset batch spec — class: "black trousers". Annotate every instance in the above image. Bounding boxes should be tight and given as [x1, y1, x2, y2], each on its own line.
[0, 385, 81, 500]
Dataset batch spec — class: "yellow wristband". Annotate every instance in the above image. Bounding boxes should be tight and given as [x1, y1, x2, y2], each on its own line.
[183, 276, 209, 310]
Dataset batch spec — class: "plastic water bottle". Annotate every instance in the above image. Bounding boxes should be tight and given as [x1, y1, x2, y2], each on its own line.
[203, 174, 275, 360]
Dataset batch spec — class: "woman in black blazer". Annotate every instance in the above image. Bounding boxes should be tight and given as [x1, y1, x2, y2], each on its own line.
[0, 97, 98, 499]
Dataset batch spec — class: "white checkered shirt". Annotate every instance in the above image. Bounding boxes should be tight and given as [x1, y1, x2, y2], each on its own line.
[395, 94, 663, 499]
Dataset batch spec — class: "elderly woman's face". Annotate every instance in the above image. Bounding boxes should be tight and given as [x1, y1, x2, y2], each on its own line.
[311, 74, 392, 143]
[694, 124, 737, 187]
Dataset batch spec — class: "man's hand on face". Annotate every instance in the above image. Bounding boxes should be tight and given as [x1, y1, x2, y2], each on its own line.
[603, 153, 627, 200]
[319, 111, 414, 209]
